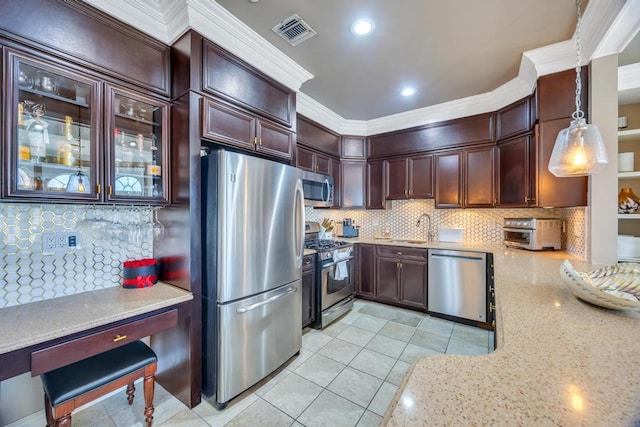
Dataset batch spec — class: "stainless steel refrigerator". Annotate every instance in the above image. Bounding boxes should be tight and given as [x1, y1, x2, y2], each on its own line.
[201, 150, 304, 409]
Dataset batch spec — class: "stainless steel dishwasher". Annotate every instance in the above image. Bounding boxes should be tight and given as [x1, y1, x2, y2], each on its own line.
[428, 249, 489, 322]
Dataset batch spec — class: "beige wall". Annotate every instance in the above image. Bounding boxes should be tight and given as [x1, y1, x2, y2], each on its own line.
[589, 54, 619, 265]
[618, 103, 640, 130]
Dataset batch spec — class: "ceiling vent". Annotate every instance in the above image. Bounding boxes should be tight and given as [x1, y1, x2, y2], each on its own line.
[272, 14, 317, 46]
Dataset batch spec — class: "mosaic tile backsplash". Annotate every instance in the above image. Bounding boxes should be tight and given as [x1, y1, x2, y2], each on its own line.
[0, 203, 153, 308]
[305, 200, 587, 258]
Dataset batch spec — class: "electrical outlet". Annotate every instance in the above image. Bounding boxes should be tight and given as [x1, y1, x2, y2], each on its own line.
[42, 231, 79, 254]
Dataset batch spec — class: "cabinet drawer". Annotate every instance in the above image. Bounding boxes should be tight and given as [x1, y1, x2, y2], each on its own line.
[31, 309, 177, 376]
[377, 245, 427, 260]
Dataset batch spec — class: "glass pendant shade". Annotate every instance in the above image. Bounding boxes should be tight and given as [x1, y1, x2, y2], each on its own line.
[66, 170, 89, 193]
[548, 118, 608, 177]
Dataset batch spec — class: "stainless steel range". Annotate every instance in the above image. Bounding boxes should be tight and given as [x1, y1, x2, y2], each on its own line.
[304, 222, 354, 328]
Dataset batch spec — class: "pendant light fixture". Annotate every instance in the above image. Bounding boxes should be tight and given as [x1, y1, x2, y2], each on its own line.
[548, 0, 608, 177]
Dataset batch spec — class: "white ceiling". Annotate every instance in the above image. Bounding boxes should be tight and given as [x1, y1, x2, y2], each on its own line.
[86, 0, 640, 133]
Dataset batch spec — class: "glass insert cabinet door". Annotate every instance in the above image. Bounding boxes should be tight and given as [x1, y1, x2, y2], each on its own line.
[4, 49, 101, 201]
[105, 84, 169, 203]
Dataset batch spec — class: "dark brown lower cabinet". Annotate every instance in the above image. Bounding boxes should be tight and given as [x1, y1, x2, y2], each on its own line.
[399, 259, 428, 309]
[302, 254, 316, 328]
[375, 257, 400, 301]
[373, 246, 427, 310]
[356, 244, 376, 297]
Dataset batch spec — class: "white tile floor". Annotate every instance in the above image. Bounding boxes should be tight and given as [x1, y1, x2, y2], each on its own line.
[11, 300, 494, 427]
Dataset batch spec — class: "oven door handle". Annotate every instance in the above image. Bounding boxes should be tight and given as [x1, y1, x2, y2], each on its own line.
[322, 256, 355, 269]
[503, 227, 533, 233]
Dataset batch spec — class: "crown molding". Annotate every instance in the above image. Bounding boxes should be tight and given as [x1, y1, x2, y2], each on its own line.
[592, 0, 640, 59]
[85, 0, 633, 137]
[84, 0, 173, 43]
[186, 0, 313, 92]
[296, 93, 368, 136]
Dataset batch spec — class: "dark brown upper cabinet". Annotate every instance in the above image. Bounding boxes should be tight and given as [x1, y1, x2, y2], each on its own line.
[297, 115, 341, 157]
[385, 154, 434, 200]
[0, 0, 170, 97]
[496, 134, 534, 208]
[341, 161, 366, 209]
[368, 113, 494, 159]
[296, 146, 331, 174]
[202, 41, 295, 129]
[435, 151, 463, 208]
[105, 84, 170, 204]
[4, 48, 171, 205]
[435, 146, 494, 209]
[496, 97, 533, 141]
[341, 136, 366, 159]
[464, 146, 495, 208]
[537, 68, 588, 122]
[4, 48, 102, 202]
[202, 97, 294, 162]
[331, 157, 342, 208]
[366, 160, 388, 210]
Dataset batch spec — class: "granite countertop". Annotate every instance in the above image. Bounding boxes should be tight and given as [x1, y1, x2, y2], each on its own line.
[0, 282, 193, 355]
[373, 247, 640, 426]
[303, 248, 317, 256]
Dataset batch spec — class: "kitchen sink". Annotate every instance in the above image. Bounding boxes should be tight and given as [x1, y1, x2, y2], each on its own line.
[390, 239, 429, 245]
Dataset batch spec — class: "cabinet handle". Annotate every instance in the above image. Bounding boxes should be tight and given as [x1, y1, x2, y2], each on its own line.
[404, 190, 408, 197]
[253, 137, 258, 146]
[492, 320, 496, 328]
[107, 185, 113, 195]
[524, 196, 535, 203]
[399, 262, 403, 269]
[489, 302, 496, 312]
[97, 184, 101, 194]
[408, 189, 412, 196]
[315, 165, 319, 171]
[397, 251, 402, 255]
[113, 334, 127, 343]
[396, 262, 400, 269]
[259, 138, 263, 145]
[489, 285, 495, 293]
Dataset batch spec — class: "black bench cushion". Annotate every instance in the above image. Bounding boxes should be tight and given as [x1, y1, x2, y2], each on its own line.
[41, 340, 157, 406]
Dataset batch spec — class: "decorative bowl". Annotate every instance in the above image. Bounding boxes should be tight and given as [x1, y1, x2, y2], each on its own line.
[559, 260, 640, 310]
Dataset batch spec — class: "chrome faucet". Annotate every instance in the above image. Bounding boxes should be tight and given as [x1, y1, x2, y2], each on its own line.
[416, 213, 434, 241]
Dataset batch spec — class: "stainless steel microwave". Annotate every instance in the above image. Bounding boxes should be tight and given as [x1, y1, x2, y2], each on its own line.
[302, 171, 333, 207]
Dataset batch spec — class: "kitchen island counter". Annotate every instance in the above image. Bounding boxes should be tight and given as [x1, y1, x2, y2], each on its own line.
[380, 248, 640, 425]
[0, 282, 193, 355]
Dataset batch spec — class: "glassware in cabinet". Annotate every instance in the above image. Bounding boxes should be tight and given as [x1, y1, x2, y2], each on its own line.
[5, 49, 101, 201]
[105, 84, 169, 203]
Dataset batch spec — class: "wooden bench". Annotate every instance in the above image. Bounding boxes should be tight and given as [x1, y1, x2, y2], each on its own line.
[40, 341, 157, 426]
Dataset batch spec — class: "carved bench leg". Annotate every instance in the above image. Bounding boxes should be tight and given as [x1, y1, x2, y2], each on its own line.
[126, 382, 135, 405]
[143, 363, 157, 426]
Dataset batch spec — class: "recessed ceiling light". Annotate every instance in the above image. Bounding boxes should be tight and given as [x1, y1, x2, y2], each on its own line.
[401, 87, 416, 97]
[351, 18, 375, 36]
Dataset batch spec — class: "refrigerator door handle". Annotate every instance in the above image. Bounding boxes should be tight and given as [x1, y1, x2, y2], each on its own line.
[236, 286, 297, 313]
[294, 178, 305, 265]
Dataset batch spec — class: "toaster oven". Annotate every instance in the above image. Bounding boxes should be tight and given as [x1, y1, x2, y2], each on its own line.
[503, 218, 561, 251]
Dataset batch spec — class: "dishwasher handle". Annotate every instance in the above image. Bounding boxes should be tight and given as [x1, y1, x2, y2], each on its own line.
[430, 253, 484, 263]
